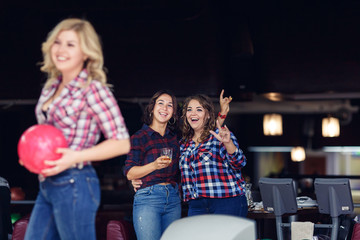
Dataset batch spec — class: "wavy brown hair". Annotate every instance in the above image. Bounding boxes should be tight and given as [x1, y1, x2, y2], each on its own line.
[181, 94, 216, 143]
[143, 90, 178, 129]
[41, 18, 106, 88]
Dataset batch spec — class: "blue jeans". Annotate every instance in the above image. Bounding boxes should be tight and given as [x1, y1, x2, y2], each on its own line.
[187, 195, 248, 217]
[24, 165, 100, 240]
[133, 184, 181, 240]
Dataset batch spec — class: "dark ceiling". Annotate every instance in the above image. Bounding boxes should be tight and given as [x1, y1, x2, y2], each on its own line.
[1, 0, 360, 193]
[2, 0, 360, 101]
[1, 0, 360, 144]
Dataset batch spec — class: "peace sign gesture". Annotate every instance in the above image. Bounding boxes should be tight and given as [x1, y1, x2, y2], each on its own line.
[210, 120, 231, 144]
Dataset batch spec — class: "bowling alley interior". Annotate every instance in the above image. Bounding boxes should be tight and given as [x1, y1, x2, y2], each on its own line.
[2, 1, 360, 239]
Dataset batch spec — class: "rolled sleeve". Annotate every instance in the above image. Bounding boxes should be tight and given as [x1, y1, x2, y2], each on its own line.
[223, 132, 247, 170]
[123, 135, 144, 176]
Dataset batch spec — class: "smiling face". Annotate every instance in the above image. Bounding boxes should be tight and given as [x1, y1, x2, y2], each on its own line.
[186, 99, 208, 134]
[151, 94, 174, 125]
[50, 30, 87, 79]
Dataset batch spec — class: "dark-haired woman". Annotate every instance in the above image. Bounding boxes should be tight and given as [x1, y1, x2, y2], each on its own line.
[124, 90, 232, 240]
[124, 90, 181, 240]
[180, 94, 248, 217]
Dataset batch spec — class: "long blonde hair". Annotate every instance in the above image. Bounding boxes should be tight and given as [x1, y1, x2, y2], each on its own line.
[41, 18, 107, 88]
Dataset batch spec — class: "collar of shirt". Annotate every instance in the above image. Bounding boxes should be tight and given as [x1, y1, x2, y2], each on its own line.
[141, 124, 173, 137]
[42, 69, 88, 99]
[37, 69, 88, 121]
[55, 69, 87, 89]
[181, 131, 214, 149]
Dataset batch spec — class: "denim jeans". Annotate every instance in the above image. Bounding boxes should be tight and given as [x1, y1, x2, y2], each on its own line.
[187, 195, 248, 217]
[24, 165, 100, 240]
[133, 183, 181, 240]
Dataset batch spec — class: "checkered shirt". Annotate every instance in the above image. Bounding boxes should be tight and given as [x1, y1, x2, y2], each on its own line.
[180, 129, 246, 202]
[35, 69, 129, 151]
[123, 124, 180, 189]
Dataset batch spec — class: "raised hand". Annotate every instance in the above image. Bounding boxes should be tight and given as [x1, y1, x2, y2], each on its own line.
[210, 120, 231, 144]
[219, 89, 232, 115]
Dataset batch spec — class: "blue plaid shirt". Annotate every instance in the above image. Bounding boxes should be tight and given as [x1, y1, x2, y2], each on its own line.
[124, 124, 180, 189]
[179, 129, 246, 202]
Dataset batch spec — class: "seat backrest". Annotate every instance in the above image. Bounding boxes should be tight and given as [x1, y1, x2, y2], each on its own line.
[106, 220, 136, 240]
[11, 215, 30, 240]
[160, 215, 257, 240]
[351, 222, 360, 240]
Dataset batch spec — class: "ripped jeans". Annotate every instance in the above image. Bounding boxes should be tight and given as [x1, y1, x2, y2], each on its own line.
[24, 165, 100, 240]
[132, 183, 181, 240]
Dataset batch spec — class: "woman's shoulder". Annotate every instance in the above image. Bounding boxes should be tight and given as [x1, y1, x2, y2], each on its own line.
[179, 138, 191, 148]
[81, 80, 115, 105]
[87, 79, 110, 92]
[131, 125, 151, 139]
[179, 137, 185, 145]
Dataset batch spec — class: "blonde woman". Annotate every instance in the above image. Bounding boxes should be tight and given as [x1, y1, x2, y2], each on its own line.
[23, 18, 130, 240]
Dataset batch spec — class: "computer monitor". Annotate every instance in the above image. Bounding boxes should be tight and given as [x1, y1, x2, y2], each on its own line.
[314, 178, 353, 217]
[258, 177, 298, 216]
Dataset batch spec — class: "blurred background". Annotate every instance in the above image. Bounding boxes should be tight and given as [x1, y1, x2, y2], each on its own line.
[1, 0, 360, 208]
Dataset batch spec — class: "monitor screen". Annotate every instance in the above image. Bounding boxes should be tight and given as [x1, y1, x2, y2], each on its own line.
[314, 178, 353, 216]
[258, 177, 298, 215]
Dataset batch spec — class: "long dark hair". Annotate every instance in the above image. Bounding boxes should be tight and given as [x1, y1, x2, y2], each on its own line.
[181, 94, 216, 143]
[143, 90, 178, 129]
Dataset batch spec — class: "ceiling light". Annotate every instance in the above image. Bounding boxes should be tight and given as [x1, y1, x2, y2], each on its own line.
[291, 146, 306, 162]
[262, 92, 284, 101]
[263, 114, 283, 136]
[322, 117, 340, 137]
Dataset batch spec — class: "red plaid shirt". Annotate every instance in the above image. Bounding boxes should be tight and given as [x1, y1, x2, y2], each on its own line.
[180, 130, 246, 202]
[35, 69, 129, 152]
[124, 124, 180, 189]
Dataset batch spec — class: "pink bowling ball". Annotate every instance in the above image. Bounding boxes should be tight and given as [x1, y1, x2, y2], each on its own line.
[17, 124, 68, 174]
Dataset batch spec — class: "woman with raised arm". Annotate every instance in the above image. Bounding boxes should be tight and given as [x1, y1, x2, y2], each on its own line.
[179, 94, 248, 217]
[125, 90, 232, 240]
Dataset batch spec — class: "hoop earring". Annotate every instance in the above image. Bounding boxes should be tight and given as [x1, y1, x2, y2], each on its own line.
[169, 117, 176, 125]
